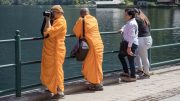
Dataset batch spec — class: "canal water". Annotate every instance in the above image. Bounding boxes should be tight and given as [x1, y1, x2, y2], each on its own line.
[0, 5, 180, 92]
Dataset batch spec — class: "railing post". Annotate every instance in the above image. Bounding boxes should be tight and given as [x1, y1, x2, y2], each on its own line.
[148, 48, 152, 68]
[15, 30, 21, 97]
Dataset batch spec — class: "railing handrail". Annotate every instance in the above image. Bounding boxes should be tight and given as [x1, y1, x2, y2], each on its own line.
[151, 27, 180, 31]
[0, 27, 180, 97]
[1, 42, 180, 69]
[1, 27, 180, 43]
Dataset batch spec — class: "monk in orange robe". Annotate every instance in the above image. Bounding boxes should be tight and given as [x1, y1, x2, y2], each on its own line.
[41, 5, 66, 98]
[73, 8, 104, 91]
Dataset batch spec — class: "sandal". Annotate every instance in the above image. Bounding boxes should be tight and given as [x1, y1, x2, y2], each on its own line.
[87, 84, 103, 91]
[51, 92, 64, 99]
[95, 84, 103, 91]
[51, 88, 65, 99]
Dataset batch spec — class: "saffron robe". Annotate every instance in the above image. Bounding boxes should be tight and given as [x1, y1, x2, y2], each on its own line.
[41, 15, 67, 94]
[73, 15, 104, 84]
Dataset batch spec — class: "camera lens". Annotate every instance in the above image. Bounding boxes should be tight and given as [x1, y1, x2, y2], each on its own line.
[43, 11, 51, 17]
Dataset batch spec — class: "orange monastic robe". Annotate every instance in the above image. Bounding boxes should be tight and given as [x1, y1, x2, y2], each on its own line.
[73, 15, 104, 84]
[41, 15, 67, 94]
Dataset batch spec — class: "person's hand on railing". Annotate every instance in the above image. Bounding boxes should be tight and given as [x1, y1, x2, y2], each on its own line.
[118, 29, 123, 34]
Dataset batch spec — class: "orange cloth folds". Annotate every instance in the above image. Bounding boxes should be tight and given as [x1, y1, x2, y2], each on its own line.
[73, 15, 104, 84]
[41, 16, 67, 94]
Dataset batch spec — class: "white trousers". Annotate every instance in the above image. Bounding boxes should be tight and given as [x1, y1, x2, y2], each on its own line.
[135, 36, 152, 75]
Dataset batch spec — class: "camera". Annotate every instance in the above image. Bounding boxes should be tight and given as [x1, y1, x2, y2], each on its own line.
[41, 10, 54, 38]
[43, 10, 53, 17]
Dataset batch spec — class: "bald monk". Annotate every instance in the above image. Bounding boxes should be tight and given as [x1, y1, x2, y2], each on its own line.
[73, 8, 104, 91]
[41, 5, 66, 99]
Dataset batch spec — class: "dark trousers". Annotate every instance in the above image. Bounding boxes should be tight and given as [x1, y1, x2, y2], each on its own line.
[118, 42, 138, 78]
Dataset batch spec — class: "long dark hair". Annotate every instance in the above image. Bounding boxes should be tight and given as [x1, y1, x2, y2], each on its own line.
[136, 9, 150, 26]
[125, 8, 136, 19]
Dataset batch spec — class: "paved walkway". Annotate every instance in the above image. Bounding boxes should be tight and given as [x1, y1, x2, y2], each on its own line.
[1, 64, 180, 101]
[59, 65, 180, 101]
[161, 94, 180, 101]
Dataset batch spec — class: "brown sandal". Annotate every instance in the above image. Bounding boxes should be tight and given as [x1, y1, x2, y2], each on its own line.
[87, 84, 103, 91]
[51, 91, 64, 99]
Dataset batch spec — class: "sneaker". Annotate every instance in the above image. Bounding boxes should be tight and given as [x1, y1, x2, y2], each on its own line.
[120, 72, 129, 77]
[138, 73, 150, 79]
[136, 70, 144, 76]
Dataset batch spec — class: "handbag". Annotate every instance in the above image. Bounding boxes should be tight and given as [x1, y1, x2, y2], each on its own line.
[119, 40, 128, 56]
[70, 17, 89, 61]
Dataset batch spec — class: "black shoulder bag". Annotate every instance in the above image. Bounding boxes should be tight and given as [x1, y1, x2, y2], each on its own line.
[70, 17, 89, 61]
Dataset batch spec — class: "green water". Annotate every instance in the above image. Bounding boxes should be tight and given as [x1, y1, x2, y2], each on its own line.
[0, 6, 180, 92]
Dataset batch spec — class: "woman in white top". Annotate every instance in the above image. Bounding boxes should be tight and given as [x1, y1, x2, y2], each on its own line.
[118, 8, 138, 82]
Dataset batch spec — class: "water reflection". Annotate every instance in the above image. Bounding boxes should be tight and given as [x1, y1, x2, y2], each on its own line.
[172, 9, 180, 42]
[0, 6, 180, 92]
[96, 8, 124, 31]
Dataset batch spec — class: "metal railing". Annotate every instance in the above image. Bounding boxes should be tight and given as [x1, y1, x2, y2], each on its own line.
[0, 27, 180, 97]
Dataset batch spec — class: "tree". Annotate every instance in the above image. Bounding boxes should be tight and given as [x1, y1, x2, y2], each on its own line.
[0, 0, 13, 5]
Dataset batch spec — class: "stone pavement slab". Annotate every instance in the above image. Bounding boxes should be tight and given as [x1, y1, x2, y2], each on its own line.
[160, 94, 180, 101]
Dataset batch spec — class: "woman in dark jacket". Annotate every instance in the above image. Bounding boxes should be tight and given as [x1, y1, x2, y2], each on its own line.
[134, 8, 152, 79]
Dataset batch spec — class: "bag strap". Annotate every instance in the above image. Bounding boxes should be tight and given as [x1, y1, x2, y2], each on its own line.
[82, 17, 85, 38]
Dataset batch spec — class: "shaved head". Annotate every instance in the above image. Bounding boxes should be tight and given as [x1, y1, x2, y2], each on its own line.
[80, 8, 89, 17]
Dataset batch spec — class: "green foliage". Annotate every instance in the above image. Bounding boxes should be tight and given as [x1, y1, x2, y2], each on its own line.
[0, 0, 141, 5]
[127, 0, 133, 2]
[124, 0, 133, 5]
[73, 0, 80, 5]
[0, 0, 13, 5]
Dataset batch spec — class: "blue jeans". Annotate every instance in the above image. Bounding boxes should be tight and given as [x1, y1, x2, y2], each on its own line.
[118, 43, 138, 78]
